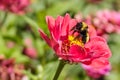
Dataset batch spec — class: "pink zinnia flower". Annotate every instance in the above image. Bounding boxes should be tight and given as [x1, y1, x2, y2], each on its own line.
[23, 38, 37, 59]
[23, 47, 37, 59]
[0, 56, 25, 80]
[0, 0, 30, 14]
[39, 14, 111, 67]
[92, 10, 120, 38]
[6, 41, 15, 48]
[82, 64, 111, 78]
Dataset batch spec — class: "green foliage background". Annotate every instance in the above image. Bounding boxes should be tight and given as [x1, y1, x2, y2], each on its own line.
[0, 0, 120, 80]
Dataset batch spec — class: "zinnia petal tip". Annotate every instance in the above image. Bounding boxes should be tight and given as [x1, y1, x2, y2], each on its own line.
[38, 29, 51, 47]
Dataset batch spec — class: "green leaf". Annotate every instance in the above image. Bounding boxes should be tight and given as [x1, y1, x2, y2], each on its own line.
[22, 15, 40, 37]
[46, 0, 82, 17]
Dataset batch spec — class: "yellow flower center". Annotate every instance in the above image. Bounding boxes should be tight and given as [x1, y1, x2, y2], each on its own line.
[61, 35, 84, 54]
[68, 35, 84, 47]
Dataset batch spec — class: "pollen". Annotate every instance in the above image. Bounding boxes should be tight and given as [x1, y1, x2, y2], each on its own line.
[61, 35, 84, 54]
[68, 36, 84, 47]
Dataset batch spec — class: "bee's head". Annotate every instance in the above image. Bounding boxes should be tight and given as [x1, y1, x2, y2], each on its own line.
[81, 22, 88, 31]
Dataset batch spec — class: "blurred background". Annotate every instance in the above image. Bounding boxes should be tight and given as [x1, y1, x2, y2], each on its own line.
[0, 0, 120, 80]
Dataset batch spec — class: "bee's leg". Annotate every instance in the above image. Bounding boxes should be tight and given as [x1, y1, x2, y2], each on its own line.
[74, 34, 81, 40]
[72, 30, 77, 34]
[70, 26, 76, 31]
[70, 26, 77, 35]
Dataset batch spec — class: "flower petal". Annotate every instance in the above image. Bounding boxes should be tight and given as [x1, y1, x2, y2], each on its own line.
[69, 45, 87, 62]
[46, 16, 55, 32]
[88, 25, 97, 37]
[52, 16, 63, 41]
[38, 29, 51, 47]
[85, 36, 111, 58]
[90, 57, 110, 69]
[81, 63, 111, 78]
[61, 13, 71, 36]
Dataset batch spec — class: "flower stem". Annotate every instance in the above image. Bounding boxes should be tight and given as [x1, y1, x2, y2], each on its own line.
[53, 60, 66, 80]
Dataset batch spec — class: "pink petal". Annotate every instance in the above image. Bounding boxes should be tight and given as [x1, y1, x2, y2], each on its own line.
[61, 13, 71, 36]
[69, 45, 87, 62]
[46, 16, 55, 32]
[53, 43, 60, 56]
[38, 29, 51, 47]
[69, 19, 77, 35]
[90, 36, 106, 43]
[90, 57, 109, 69]
[52, 16, 63, 41]
[88, 25, 97, 37]
[82, 63, 111, 78]
[69, 19, 77, 29]
[85, 36, 111, 58]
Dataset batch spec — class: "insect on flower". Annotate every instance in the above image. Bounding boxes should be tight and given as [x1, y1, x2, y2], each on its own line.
[39, 13, 111, 66]
[71, 22, 89, 44]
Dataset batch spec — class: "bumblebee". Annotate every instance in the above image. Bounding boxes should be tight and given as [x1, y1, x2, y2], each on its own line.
[70, 22, 89, 44]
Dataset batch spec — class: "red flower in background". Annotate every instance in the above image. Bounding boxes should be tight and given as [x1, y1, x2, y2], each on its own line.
[0, 0, 30, 14]
[39, 14, 111, 68]
[0, 55, 25, 80]
[82, 64, 111, 78]
[93, 10, 120, 34]
[75, 10, 120, 40]
[23, 47, 37, 59]
[23, 38, 37, 59]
